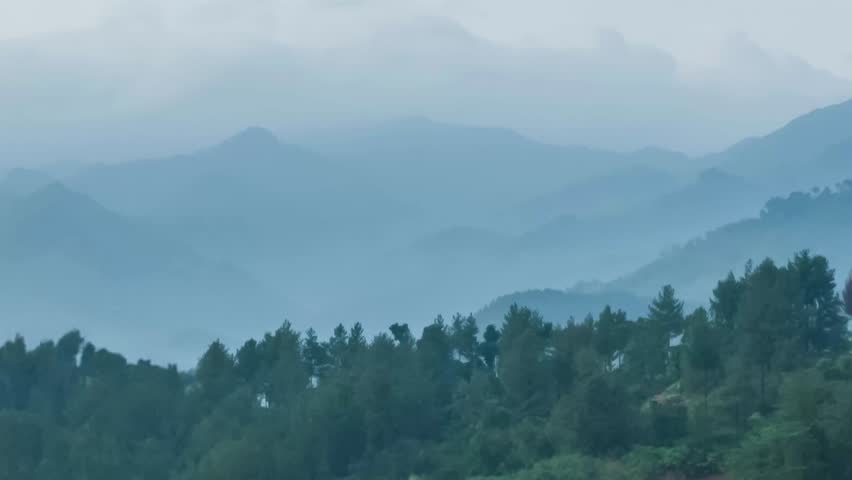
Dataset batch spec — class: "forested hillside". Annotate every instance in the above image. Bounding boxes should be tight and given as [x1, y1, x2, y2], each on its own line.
[616, 180, 852, 299]
[2, 251, 851, 479]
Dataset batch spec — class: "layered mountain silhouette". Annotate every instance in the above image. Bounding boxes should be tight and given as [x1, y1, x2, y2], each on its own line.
[307, 116, 688, 224]
[0, 182, 211, 278]
[611, 181, 852, 300]
[67, 127, 414, 257]
[706, 98, 852, 190]
[475, 288, 651, 327]
[419, 166, 758, 257]
[0, 168, 55, 196]
[0, 181, 276, 364]
[4, 97, 852, 363]
[514, 165, 680, 224]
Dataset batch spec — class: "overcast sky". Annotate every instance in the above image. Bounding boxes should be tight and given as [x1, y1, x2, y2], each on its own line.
[2, 0, 852, 164]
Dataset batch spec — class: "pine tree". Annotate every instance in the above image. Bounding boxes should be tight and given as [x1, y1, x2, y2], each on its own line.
[683, 307, 721, 416]
[649, 285, 685, 339]
[328, 324, 349, 367]
[450, 313, 479, 365]
[303, 328, 331, 382]
[388, 323, 413, 348]
[498, 305, 553, 414]
[711, 271, 744, 331]
[736, 259, 795, 410]
[788, 251, 847, 353]
[196, 340, 235, 404]
[235, 339, 260, 381]
[479, 324, 501, 372]
[593, 305, 630, 371]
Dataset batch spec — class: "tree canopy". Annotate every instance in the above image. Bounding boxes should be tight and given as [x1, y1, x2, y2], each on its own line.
[0, 250, 850, 479]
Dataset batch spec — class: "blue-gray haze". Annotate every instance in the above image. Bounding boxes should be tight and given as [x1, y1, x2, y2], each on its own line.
[2, 1, 852, 364]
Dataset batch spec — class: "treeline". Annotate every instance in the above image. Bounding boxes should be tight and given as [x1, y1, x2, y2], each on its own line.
[1, 251, 852, 479]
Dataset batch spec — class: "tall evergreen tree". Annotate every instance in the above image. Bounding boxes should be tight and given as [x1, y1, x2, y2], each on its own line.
[388, 323, 414, 348]
[328, 324, 349, 367]
[498, 305, 553, 414]
[711, 271, 744, 331]
[479, 325, 501, 372]
[234, 339, 260, 382]
[648, 285, 685, 339]
[736, 259, 795, 410]
[593, 306, 630, 371]
[196, 340, 235, 404]
[303, 328, 331, 382]
[450, 314, 480, 366]
[683, 307, 721, 415]
[787, 251, 847, 353]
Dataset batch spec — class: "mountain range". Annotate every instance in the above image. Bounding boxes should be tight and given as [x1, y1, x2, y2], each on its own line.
[2, 97, 852, 361]
[67, 127, 415, 257]
[0, 182, 277, 364]
[306, 116, 691, 227]
[611, 181, 852, 300]
[708, 98, 852, 190]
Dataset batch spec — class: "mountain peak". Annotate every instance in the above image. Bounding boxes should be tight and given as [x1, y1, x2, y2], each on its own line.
[697, 167, 739, 183]
[25, 182, 98, 210]
[214, 127, 281, 157]
[0, 168, 55, 196]
[713, 97, 852, 179]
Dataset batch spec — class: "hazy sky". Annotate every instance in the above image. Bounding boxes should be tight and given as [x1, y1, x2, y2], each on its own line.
[2, 0, 852, 163]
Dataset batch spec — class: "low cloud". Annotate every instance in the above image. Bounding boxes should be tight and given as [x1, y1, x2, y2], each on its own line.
[1, 4, 851, 165]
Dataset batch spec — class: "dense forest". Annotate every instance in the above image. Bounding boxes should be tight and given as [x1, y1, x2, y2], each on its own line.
[2, 251, 852, 480]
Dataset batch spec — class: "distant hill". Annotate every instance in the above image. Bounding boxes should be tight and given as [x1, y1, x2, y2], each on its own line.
[67, 127, 414, 257]
[705, 98, 852, 190]
[0, 168, 55, 196]
[642, 167, 765, 236]
[513, 165, 680, 224]
[410, 166, 764, 290]
[475, 288, 651, 326]
[0, 182, 278, 364]
[515, 167, 761, 252]
[412, 226, 511, 256]
[506, 97, 852, 253]
[307, 117, 689, 223]
[812, 138, 852, 186]
[611, 181, 852, 300]
[0, 182, 208, 277]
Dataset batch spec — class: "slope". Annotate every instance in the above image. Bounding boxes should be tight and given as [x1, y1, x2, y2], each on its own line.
[0, 183, 277, 364]
[611, 181, 852, 300]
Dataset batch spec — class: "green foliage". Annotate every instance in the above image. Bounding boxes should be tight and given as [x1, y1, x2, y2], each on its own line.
[593, 306, 630, 371]
[0, 251, 850, 479]
[711, 271, 744, 330]
[623, 445, 721, 480]
[727, 420, 827, 480]
[682, 307, 722, 417]
[648, 285, 685, 339]
[469, 453, 630, 480]
[499, 305, 554, 414]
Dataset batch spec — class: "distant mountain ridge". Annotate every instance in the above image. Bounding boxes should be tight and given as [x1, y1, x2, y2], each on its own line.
[4, 98, 852, 364]
[475, 288, 651, 326]
[0, 180, 277, 364]
[66, 127, 415, 256]
[610, 181, 852, 300]
[0, 168, 55, 197]
[307, 116, 690, 223]
[705, 98, 852, 189]
[0, 182, 191, 276]
[513, 165, 680, 223]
